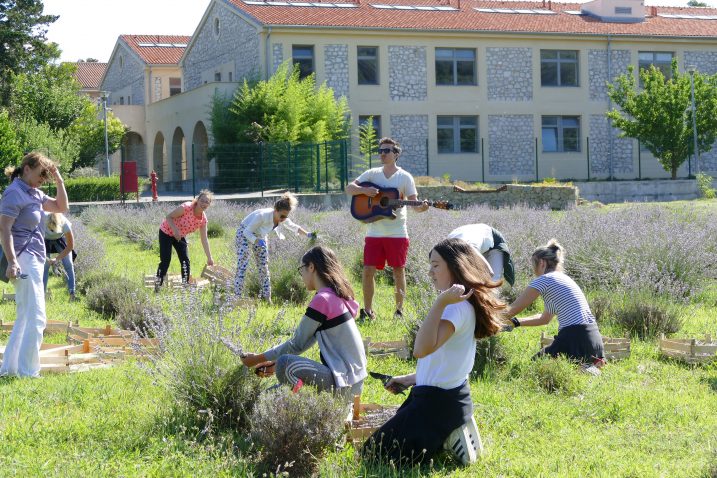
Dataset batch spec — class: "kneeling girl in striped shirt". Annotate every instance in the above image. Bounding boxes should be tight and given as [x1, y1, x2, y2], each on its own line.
[504, 239, 605, 364]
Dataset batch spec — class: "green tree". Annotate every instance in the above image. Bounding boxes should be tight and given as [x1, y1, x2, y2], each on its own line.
[226, 61, 349, 144]
[9, 63, 88, 131]
[0, 108, 22, 177]
[68, 102, 126, 171]
[607, 60, 717, 179]
[687, 0, 708, 6]
[13, 117, 79, 172]
[358, 116, 377, 171]
[0, 0, 60, 105]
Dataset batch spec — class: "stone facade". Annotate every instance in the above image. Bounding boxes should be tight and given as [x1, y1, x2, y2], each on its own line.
[183, 2, 260, 91]
[684, 51, 717, 76]
[488, 115, 534, 175]
[588, 49, 631, 101]
[390, 114, 428, 175]
[324, 44, 349, 98]
[388, 46, 427, 101]
[272, 43, 283, 74]
[589, 115, 633, 175]
[102, 43, 145, 105]
[486, 48, 532, 101]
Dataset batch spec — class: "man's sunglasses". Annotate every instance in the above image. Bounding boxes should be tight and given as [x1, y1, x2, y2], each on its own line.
[378, 148, 397, 155]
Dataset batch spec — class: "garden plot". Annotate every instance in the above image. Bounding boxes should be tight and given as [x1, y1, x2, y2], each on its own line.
[659, 334, 717, 364]
[540, 332, 631, 361]
[143, 273, 210, 290]
[345, 395, 399, 444]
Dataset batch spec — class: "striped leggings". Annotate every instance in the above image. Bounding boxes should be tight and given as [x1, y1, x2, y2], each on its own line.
[275, 354, 363, 401]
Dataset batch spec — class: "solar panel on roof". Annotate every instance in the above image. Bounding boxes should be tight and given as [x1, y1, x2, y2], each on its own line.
[658, 12, 717, 19]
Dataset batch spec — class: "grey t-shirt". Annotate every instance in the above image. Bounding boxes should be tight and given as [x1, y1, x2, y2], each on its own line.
[0, 178, 48, 259]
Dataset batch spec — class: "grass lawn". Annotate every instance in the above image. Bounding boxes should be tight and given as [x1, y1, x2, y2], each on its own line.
[1, 201, 717, 477]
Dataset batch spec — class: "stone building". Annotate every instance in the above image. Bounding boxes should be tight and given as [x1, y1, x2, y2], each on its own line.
[101, 0, 717, 189]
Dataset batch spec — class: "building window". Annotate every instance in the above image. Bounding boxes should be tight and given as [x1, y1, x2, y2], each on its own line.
[215, 72, 222, 82]
[357, 46, 379, 85]
[359, 115, 381, 139]
[127, 95, 131, 105]
[119, 96, 124, 105]
[437, 116, 478, 153]
[542, 116, 580, 152]
[119, 55, 124, 69]
[638, 51, 674, 82]
[214, 17, 220, 37]
[292, 45, 314, 79]
[615, 6, 632, 14]
[540, 50, 578, 87]
[170, 77, 181, 96]
[435, 48, 476, 85]
[228, 72, 233, 82]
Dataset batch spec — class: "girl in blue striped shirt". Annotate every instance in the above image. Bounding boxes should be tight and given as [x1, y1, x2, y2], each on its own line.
[504, 239, 604, 365]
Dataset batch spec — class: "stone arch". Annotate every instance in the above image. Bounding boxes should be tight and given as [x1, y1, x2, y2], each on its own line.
[152, 132, 166, 182]
[122, 132, 147, 176]
[192, 121, 210, 179]
[172, 127, 187, 181]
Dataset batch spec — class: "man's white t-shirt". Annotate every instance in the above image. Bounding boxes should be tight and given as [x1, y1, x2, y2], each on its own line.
[355, 167, 418, 238]
[415, 301, 476, 390]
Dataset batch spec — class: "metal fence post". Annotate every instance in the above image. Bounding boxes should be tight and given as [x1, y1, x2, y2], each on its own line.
[586, 137, 590, 181]
[259, 141, 264, 198]
[637, 140, 642, 180]
[425, 137, 429, 177]
[481, 138, 485, 182]
[316, 143, 321, 192]
[120, 143, 126, 203]
[324, 141, 329, 194]
[535, 137, 539, 182]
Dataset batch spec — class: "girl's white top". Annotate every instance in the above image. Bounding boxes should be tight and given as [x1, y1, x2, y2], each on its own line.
[239, 207, 301, 244]
[415, 300, 476, 390]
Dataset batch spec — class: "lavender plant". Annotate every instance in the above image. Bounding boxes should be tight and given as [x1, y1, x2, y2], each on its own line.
[250, 386, 347, 477]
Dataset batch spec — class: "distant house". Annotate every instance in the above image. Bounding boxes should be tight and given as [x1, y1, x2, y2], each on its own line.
[99, 35, 190, 177]
[100, 0, 717, 190]
[71, 61, 107, 101]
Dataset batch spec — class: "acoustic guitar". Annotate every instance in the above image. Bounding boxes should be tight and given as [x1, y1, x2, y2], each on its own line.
[350, 181, 452, 223]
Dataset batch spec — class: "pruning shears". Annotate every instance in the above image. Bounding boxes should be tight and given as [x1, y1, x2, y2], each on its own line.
[369, 371, 408, 395]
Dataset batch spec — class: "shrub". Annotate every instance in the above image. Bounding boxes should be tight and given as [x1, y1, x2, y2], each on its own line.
[84, 273, 157, 332]
[529, 356, 585, 395]
[75, 270, 117, 295]
[69, 166, 101, 178]
[140, 294, 270, 432]
[609, 293, 682, 340]
[207, 221, 224, 238]
[696, 172, 716, 199]
[251, 386, 347, 477]
[589, 294, 614, 323]
[473, 335, 508, 377]
[273, 268, 309, 304]
[43, 176, 147, 202]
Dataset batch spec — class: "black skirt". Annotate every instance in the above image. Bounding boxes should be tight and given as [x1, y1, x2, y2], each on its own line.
[362, 381, 473, 466]
[539, 322, 604, 363]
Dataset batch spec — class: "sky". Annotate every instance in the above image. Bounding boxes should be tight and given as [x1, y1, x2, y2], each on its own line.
[44, 0, 711, 63]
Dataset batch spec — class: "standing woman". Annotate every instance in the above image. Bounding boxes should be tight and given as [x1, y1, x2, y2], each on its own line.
[156, 189, 215, 288]
[239, 245, 367, 400]
[503, 239, 604, 364]
[42, 212, 77, 301]
[0, 152, 68, 378]
[363, 238, 505, 466]
[234, 192, 315, 302]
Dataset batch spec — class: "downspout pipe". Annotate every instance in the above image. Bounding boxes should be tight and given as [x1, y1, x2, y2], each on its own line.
[265, 26, 272, 80]
[607, 33, 614, 180]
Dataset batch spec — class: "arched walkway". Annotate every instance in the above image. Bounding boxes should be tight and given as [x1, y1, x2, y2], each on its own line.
[192, 121, 210, 179]
[122, 132, 147, 176]
[172, 127, 187, 181]
[153, 132, 166, 182]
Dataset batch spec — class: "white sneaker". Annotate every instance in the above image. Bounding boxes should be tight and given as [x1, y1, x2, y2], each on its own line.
[443, 415, 483, 466]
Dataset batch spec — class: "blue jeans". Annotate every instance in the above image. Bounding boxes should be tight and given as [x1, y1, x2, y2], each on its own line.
[43, 255, 76, 295]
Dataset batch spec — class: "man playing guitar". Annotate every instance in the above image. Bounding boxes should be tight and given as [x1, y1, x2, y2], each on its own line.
[346, 137, 429, 320]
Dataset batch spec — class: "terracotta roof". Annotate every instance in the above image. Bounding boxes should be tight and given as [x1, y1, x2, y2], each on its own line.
[72, 62, 107, 89]
[225, 0, 717, 37]
[120, 35, 192, 64]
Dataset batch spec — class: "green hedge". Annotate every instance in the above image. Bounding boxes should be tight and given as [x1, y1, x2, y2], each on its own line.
[42, 176, 148, 202]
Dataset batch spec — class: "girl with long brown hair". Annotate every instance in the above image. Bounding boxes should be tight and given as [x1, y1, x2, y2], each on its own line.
[240, 245, 367, 399]
[363, 238, 505, 466]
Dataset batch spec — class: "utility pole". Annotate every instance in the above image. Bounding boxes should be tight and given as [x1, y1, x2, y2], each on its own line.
[101, 91, 110, 176]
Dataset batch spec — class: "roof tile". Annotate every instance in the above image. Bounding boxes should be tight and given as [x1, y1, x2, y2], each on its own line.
[120, 34, 191, 64]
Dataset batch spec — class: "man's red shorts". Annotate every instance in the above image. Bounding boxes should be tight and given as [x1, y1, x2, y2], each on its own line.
[363, 237, 410, 270]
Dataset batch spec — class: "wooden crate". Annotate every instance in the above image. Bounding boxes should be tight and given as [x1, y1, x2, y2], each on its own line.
[201, 264, 233, 286]
[144, 274, 209, 290]
[2, 289, 14, 302]
[1, 320, 71, 335]
[540, 332, 631, 361]
[345, 395, 399, 444]
[363, 337, 411, 360]
[659, 334, 717, 364]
